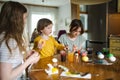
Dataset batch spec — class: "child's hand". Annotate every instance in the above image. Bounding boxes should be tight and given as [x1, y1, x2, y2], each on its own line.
[38, 42, 43, 49]
[64, 45, 69, 51]
[26, 50, 40, 64]
[38, 39, 45, 49]
[72, 45, 78, 52]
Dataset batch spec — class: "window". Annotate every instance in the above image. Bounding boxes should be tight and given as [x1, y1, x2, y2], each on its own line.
[79, 5, 88, 40]
[80, 14, 88, 31]
[80, 5, 87, 12]
[80, 14, 88, 40]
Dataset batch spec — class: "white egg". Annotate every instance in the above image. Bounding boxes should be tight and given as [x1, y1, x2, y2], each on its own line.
[52, 58, 58, 62]
[109, 56, 116, 62]
[98, 54, 104, 59]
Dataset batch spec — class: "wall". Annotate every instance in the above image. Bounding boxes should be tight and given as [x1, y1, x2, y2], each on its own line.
[57, 2, 71, 34]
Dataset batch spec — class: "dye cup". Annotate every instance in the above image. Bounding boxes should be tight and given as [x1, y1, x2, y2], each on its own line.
[67, 51, 74, 63]
[60, 50, 66, 62]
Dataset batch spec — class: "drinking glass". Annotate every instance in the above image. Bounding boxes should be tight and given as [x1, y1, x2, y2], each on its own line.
[102, 48, 109, 55]
[67, 51, 74, 63]
[87, 47, 93, 59]
[60, 50, 66, 62]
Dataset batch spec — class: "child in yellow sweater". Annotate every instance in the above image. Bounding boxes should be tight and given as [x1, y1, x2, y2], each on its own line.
[33, 18, 64, 58]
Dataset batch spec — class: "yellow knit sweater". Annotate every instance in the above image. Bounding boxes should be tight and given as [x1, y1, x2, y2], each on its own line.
[33, 36, 64, 58]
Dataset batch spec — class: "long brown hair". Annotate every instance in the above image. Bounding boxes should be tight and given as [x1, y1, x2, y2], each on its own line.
[0, 1, 27, 53]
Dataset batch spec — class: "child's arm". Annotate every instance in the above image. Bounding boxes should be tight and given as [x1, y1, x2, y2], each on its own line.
[33, 37, 45, 50]
[52, 36, 65, 50]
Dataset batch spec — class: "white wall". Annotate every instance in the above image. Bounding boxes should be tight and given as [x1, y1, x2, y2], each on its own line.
[57, 2, 71, 33]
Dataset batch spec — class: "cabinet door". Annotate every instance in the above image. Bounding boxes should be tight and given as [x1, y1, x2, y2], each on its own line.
[110, 47, 120, 56]
[108, 14, 120, 35]
[110, 38, 120, 47]
[109, 37, 120, 56]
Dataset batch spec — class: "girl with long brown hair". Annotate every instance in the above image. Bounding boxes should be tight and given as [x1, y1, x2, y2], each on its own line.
[0, 1, 40, 80]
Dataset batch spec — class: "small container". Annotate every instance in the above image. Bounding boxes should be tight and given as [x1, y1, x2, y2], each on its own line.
[68, 51, 74, 63]
[77, 50, 81, 55]
[52, 58, 58, 67]
[74, 53, 79, 63]
[87, 48, 93, 59]
[87, 48, 93, 54]
[102, 48, 109, 55]
[60, 50, 66, 62]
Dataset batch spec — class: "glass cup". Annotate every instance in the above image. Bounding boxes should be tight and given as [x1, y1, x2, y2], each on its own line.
[87, 48, 93, 54]
[102, 48, 109, 55]
[67, 51, 74, 63]
[87, 48, 93, 59]
[60, 50, 66, 62]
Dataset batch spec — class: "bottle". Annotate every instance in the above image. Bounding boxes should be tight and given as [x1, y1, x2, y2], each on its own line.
[52, 58, 58, 67]
[74, 53, 79, 63]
